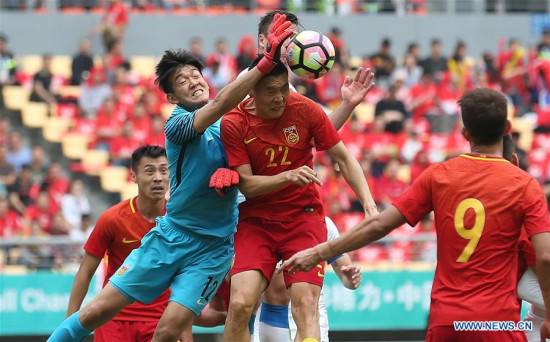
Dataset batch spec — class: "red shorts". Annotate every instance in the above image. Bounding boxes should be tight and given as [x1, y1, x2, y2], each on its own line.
[94, 319, 158, 342]
[231, 218, 327, 288]
[426, 326, 527, 342]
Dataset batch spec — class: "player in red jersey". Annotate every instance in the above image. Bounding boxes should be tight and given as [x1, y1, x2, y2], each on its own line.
[281, 88, 550, 342]
[65, 145, 178, 342]
[221, 58, 377, 342]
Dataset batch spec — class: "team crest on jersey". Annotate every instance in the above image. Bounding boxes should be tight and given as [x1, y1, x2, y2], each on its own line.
[283, 125, 299, 144]
[118, 265, 129, 276]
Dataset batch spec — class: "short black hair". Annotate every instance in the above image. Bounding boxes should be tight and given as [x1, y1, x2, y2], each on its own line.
[502, 134, 515, 162]
[248, 54, 288, 78]
[258, 10, 299, 38]
[459, 88, 508, 145]
[131, 145, 167, 172]
[155, 49, 204, 94]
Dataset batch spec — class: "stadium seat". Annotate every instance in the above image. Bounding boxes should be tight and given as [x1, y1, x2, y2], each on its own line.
[130, 56, 158, 79]
[348, 56, 363, 70]
[354, 102, 375, 124]
[120, 181, 138, 200]
[51, 55, 72, 79]
[161, 103, 175, 119]
[21, 102, 49, 128]
[2, 85, 30, 110]
[82, 149, 110, 175]
[100, 166, 130, 192]
[512, 117, 534, 151]
[61, 133, 91, 160]
[396, 164, 411, 184]
[21, 55, 44, 76]
[43, 116, 72, 142]
[59, 86, 82, 98]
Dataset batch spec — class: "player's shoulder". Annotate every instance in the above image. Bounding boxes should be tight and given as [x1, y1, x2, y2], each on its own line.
[222, 103, 247, 125]
[100, 198, 133, 222]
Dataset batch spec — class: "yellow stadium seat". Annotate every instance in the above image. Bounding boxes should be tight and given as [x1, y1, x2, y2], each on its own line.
[59, 86, 81, 98]
[349, 56, 363, 70]
[61, 133, 91, 160]
[21, 102, 49, 128]
[2, 264, 28, 275]
[354, 102, 375, 124]
[21, 55, 42, 76]
[82, 149, 110, 176]
[120, 181, 138, 200]
[512, 117, 534, 151]
[2, 86, 29, 110]
[51, 55, 72, 79]
[131, 56, 158, 79]
[396, 164, 411, 184]
[100, 166, 129, 193]
[161, 103, 175, 120]
[43, 116, 72, 143]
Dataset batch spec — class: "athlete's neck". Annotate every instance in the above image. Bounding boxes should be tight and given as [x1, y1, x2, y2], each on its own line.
[469, 141, 503, 157]
[244, 99, 257, 116]
[136, 196, 164, 222]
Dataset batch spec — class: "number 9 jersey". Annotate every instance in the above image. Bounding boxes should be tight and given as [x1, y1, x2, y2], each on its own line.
[392, 153, 550, 329]
[221, 92, 341, 222]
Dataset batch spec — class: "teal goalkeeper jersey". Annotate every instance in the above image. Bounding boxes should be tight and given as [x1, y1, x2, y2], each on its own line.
[162, 105, 238, 238]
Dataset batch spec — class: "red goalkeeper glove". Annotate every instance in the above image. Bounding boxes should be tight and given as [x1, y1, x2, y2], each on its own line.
[209, 168, 239, 197]
[256, 13, 294, 74]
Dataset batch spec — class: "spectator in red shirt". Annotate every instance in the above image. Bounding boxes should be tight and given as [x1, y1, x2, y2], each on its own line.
[23, 189, 58, 234]
[144, 116, 166, 147]
[327, 27, 349, 68]
[410, 71, 437, 122]
[112, 62, 135, 114]
[111, 122, 141, 168]
[44, 162, 70, 206]
[374, 158, 409, 209]
[316, 62, 346, 106]
[130, 102, 152, 143]
[92, 0, 129, 52]
[206, 38, 237, 85]
[0, 195, 20, 238]
[410, 150, 431, 182]
[94, 97, 123, 150]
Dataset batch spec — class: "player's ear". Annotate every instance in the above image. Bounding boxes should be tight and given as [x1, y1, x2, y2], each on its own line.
[258, 34, 267, 52]
[505, 119, 512, 134]
[461, 126, 471, 142]
[167, 94, 178, 105]
[512, 153, 519, 167]
[131, 170, 137, 184]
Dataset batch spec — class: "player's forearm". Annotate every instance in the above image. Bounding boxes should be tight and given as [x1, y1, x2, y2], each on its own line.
[327, 102, 356, 131]
[66, 272, 93, 317]
[318, 206, 405, 261]
[337, 156, 376, 210]
[197, 68, 263, 132]
[536, 255, 550, 315]
[238, 172, 289, 198]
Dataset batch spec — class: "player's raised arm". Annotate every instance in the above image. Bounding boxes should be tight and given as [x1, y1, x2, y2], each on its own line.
[327, 67, 375, 130]
[280, 206, 406, 274]
[195, 14, 291, 133]
[326, 141, 377, 216]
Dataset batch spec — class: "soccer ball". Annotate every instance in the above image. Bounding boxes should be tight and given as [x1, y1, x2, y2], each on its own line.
[286, 30, 336, 80]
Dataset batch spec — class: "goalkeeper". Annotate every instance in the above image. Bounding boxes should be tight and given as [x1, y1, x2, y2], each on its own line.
[47, 13, 293, 342]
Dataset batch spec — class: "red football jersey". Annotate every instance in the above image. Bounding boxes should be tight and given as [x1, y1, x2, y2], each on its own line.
[84, 197, 169, 321]
[393, 153, 550, 328]
[221, 92, 341, 222]
[517, 228, 536, 280]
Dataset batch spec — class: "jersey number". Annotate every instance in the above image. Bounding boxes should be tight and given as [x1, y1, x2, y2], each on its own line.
[454, 198, 486, 263]
[201, 276, 218, 302]
[265, 146, 292, 168]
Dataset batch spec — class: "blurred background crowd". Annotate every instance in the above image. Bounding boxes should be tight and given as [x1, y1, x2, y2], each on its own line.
[1, 0, 550, 272]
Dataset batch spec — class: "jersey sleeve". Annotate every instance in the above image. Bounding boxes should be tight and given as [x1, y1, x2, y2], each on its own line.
[519, 228, 537, 267]
[310, 104, 341, 151]
[392, 165, 434, 226]
[164, 106, 201, 146]
[220, 115, 250, 168]
[522, 177, 550, 238]
[83, 212, 114, 259]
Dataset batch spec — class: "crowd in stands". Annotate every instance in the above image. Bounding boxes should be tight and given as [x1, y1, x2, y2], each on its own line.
[1, 14, 550, 268]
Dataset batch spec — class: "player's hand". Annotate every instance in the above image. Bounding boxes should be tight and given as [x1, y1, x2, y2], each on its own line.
[285, 166, 322, 186]
[257, 13, 294, 74]
[364, 203, 379, 218]
[340, 265, 362, 290]
[209, 168, 239, 197]
[341, 67, 375, 107]
[278, 247, 322, 275]
[541, 319, 550, 342]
